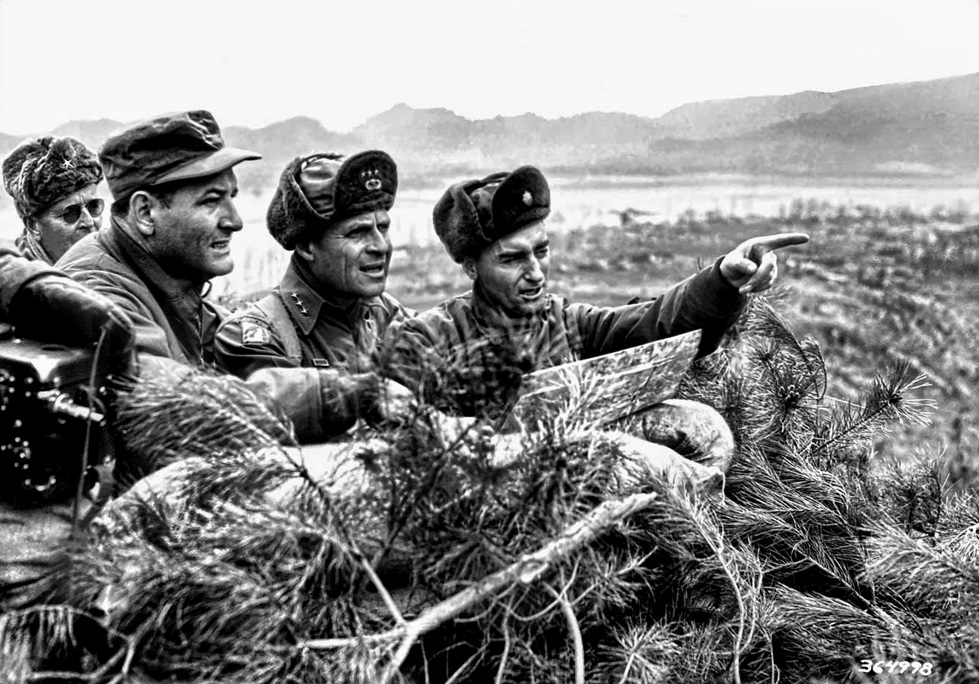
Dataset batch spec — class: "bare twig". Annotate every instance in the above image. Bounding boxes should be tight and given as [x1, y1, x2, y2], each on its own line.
[442, 650, 484, 684]
[359, 554, 407, 628]
[494, 606, 513, 684]
[548, 574, 584, 684]
[694, 505, 748, 684]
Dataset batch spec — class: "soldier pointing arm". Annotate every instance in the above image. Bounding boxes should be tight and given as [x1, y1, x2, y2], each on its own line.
[381, 166, 810, 471]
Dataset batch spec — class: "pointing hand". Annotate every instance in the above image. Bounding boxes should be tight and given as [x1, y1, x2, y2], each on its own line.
[719, 232, 809, 294]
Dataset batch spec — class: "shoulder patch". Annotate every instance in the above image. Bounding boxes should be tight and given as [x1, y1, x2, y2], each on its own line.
[240, 318, 273, 346]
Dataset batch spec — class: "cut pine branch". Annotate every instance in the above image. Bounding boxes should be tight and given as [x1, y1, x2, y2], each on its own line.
[301, 491, 660, 680]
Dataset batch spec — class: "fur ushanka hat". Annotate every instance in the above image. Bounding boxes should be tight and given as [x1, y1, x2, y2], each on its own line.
[2, 136, 103, 220]
[433, 166, 550, 263]
[266, 150, 398, 250]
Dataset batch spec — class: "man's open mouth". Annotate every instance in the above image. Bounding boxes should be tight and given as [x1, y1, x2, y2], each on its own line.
[519, 285, 544, 300]
[361, 263, 386, 276]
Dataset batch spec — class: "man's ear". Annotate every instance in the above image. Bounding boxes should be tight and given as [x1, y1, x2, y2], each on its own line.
[462, 258, 478, 282]
[294, 241, 314, 263]
[130, 191, 157, 237]
[24, 217, 41, 236]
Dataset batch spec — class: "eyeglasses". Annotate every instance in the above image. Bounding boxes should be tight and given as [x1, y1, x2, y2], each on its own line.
[55, 198, 105, 224]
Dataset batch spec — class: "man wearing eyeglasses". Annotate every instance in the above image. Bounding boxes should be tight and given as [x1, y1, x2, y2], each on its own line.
[2, 136, 105, 265]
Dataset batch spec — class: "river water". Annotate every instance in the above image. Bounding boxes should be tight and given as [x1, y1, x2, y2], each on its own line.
[3, 174, 977, 297]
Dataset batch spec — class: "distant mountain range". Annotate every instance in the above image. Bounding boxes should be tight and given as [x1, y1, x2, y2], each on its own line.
[2, 71, 978, 192]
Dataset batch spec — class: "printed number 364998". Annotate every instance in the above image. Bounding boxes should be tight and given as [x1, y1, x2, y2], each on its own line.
[858, 660, 933, 675]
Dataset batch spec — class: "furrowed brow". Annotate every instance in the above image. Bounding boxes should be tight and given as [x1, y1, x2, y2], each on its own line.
[498, 247, 532, 260]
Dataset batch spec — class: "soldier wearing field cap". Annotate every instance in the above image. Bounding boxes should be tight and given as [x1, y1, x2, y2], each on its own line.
[214, 151, 412, 378]
[59, 111, 408, 444]
[382, 166, 810, 471]
[2, 136, 105, 264]
[58, 110, 260, 365]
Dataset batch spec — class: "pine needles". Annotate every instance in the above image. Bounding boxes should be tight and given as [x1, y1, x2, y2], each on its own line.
[5, 293, 975, 683]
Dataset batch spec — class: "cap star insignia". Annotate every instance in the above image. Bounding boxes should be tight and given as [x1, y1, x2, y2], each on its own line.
[290, 292, 309, 317]
[61, 158, 75, 170]
[522, 191, 532, 206]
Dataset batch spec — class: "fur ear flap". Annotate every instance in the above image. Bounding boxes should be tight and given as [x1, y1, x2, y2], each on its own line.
[434, 180, 481, 263]
[267, 156, 328, 250]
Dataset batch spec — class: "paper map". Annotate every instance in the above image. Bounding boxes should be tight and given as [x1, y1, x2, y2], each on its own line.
[503, 329, 702, 431]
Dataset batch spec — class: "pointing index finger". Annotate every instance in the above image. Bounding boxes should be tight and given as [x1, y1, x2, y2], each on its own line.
[752, 232, 810, 252]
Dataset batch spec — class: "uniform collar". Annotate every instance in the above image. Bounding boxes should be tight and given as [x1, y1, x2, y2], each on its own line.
[15, 229, 55, 265]
[279, 256, 381, 336]
[471, 280, 549, 339]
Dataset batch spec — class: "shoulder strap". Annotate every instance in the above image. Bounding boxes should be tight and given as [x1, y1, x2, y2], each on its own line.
[253, 292, 303, 364]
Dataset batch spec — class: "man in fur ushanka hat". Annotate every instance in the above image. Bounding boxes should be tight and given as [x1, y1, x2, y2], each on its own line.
[214, 150, 415, 388]
[381, 166, 810, 472]
[2, 136, 105, 264]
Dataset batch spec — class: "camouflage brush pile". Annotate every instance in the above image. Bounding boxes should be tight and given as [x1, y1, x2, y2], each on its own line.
[3, 295, 978, 684]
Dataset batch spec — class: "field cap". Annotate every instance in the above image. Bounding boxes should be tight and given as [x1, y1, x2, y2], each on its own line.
[434, 165, 550, 263]
[267, 150, 398, 250]
[99, 110, 261, 201]
[2, 136, 103, 220]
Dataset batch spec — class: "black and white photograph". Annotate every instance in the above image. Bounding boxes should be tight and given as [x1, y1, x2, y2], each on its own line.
[1, 0, 978, 681]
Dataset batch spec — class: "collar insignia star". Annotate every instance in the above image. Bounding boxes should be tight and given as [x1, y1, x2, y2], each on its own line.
[290, 292, 309, 316]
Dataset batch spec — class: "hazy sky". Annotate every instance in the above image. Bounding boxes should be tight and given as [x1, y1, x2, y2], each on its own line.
[2, 0, 978, 134]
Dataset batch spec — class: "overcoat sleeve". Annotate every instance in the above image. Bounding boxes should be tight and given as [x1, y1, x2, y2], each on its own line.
[243, 366, 378, 443]
[0, 242, 59, 315]
[569, 260, 746, 359]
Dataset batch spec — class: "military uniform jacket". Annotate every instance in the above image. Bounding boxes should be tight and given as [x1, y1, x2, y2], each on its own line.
[214, 258, 411, 379]
[382, 261, 746, 418]
[56, 221, 361, 442]
[57, 219, 223, 365]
